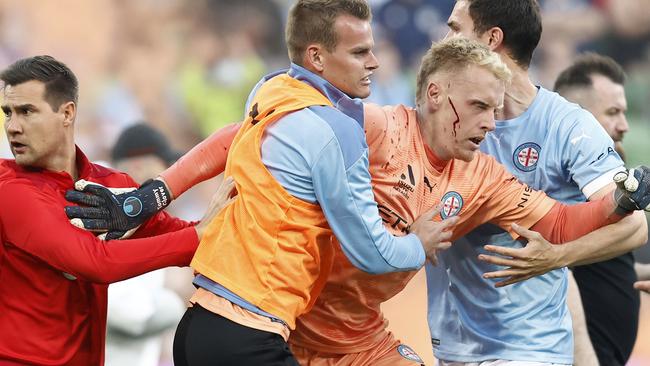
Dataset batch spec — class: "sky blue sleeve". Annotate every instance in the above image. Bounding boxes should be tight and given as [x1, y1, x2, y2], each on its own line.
[311, 137, 425, 274]
[561, 109, 624, 194]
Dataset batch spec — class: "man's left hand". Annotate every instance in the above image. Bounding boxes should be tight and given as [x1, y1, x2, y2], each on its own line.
[479, 224, 566, 287]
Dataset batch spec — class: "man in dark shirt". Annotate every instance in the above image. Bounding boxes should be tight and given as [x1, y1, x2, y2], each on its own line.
[555, 52, 639, 366]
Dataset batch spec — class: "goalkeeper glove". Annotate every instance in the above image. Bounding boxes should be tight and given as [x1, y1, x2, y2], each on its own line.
[613, 166, 650, 215]
[65, 178, 172, 239]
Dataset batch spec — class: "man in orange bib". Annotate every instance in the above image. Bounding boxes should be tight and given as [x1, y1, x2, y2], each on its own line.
[67, 1, 454, 365]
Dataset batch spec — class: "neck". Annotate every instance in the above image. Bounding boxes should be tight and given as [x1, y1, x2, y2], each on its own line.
[48, 138, 78, 180]
[498, 56, 537, 120]
[63, 146, 79, 181]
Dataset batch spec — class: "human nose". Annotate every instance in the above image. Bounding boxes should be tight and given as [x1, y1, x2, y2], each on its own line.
[617, 115, 629, 135]
[4, 115, 22, 135]
[484, 113, 496, 132]
[367, 51, 379, 71]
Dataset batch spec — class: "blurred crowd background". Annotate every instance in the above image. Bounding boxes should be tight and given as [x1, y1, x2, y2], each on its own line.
[0, 0, 648, 364]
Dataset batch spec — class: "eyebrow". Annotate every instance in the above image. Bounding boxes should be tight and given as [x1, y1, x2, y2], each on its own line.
[5, 104, 35, 110]
[470, 99, 491, 108]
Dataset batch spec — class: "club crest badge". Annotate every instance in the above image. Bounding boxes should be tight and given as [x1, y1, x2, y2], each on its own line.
[513, 142, 541, 172]
[397, 344, 424, 363]
[440, 191, 463, 219]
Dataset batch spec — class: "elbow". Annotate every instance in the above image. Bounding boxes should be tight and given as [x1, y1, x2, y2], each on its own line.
[349, 259, 397, 274]
[351, 260, 416, 274]
[72, 266, 122, 284]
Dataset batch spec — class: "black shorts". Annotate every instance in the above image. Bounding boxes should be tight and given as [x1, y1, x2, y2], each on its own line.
[173, 304, 299, 366]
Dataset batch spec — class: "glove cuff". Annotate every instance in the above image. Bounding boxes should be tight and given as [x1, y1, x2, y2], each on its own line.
[122, 179, 172, 220]
[614, 188, 636, 215]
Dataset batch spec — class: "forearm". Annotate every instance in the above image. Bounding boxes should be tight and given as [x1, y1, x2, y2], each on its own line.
[559, 211, 647, 267]
[132, 210, 197, 238]
[73, 227, 199, 284]
[160, 122, 240, 198]
[636, 262, 650, 281]
[314, 143, 425, 274]
[530, 193, 625, 244]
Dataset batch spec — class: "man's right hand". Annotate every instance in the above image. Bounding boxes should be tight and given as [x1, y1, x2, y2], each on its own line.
[409, 204, 459, 266]
[65, 178, 173, 240]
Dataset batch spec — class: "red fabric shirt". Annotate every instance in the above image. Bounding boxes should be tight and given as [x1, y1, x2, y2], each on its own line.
[0, 148, 198, 366]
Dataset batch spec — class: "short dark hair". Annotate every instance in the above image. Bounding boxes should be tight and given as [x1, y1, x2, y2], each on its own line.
[0, 55, 78, 111]
[553, 52, 626, 93]
[464, 0, 542, 68]
[286, 0, 371, 64]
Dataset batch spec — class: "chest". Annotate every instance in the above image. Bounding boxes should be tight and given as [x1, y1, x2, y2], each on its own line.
[369, 155, 470, 235]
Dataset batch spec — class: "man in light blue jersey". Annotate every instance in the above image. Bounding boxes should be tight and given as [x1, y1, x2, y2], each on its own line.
[427, 1, 648, 365]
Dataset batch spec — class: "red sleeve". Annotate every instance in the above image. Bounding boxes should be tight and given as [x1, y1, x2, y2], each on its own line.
[530, 193, 623, 244]
[160, 122, 241, 198]
[0, 182, 199, 284]
[133, 210, 197, 238]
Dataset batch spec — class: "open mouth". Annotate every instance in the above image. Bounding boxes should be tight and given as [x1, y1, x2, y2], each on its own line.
[469, 137, 483, 145]
[10, 142, 27, 151]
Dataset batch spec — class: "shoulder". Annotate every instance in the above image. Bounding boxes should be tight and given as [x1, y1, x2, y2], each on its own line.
[0, 164, 45, 206]
[536, 88, 600, 130]
[364, 103, 410, 133]
[284, 104, 367, 150]
[0, 160, 39, 191]
[0, 159, 17, 183]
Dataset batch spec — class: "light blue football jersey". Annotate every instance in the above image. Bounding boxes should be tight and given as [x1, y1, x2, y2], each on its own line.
[426, 87, 623, 364]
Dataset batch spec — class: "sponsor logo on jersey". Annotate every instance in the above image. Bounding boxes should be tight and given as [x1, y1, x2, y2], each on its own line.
[378, 204, 410, 233]
[591, 146, 616, 164]
[513, 142, 541, 172]
[423, 176, 435, 193]
[397, 344, 424, 363]
[440, 191, 463, 219]
[518, 185, 533, 208]
[394, 164, 416, 199]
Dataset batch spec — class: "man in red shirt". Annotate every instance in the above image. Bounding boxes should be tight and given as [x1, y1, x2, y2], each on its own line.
[0, 55, 232, 365]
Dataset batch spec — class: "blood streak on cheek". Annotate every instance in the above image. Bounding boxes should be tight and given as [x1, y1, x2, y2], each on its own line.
[448, 97, 460, 137]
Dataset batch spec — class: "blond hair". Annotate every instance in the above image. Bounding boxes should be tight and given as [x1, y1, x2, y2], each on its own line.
[286, 0, 371, 64]
[415, 38, 511, 103]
